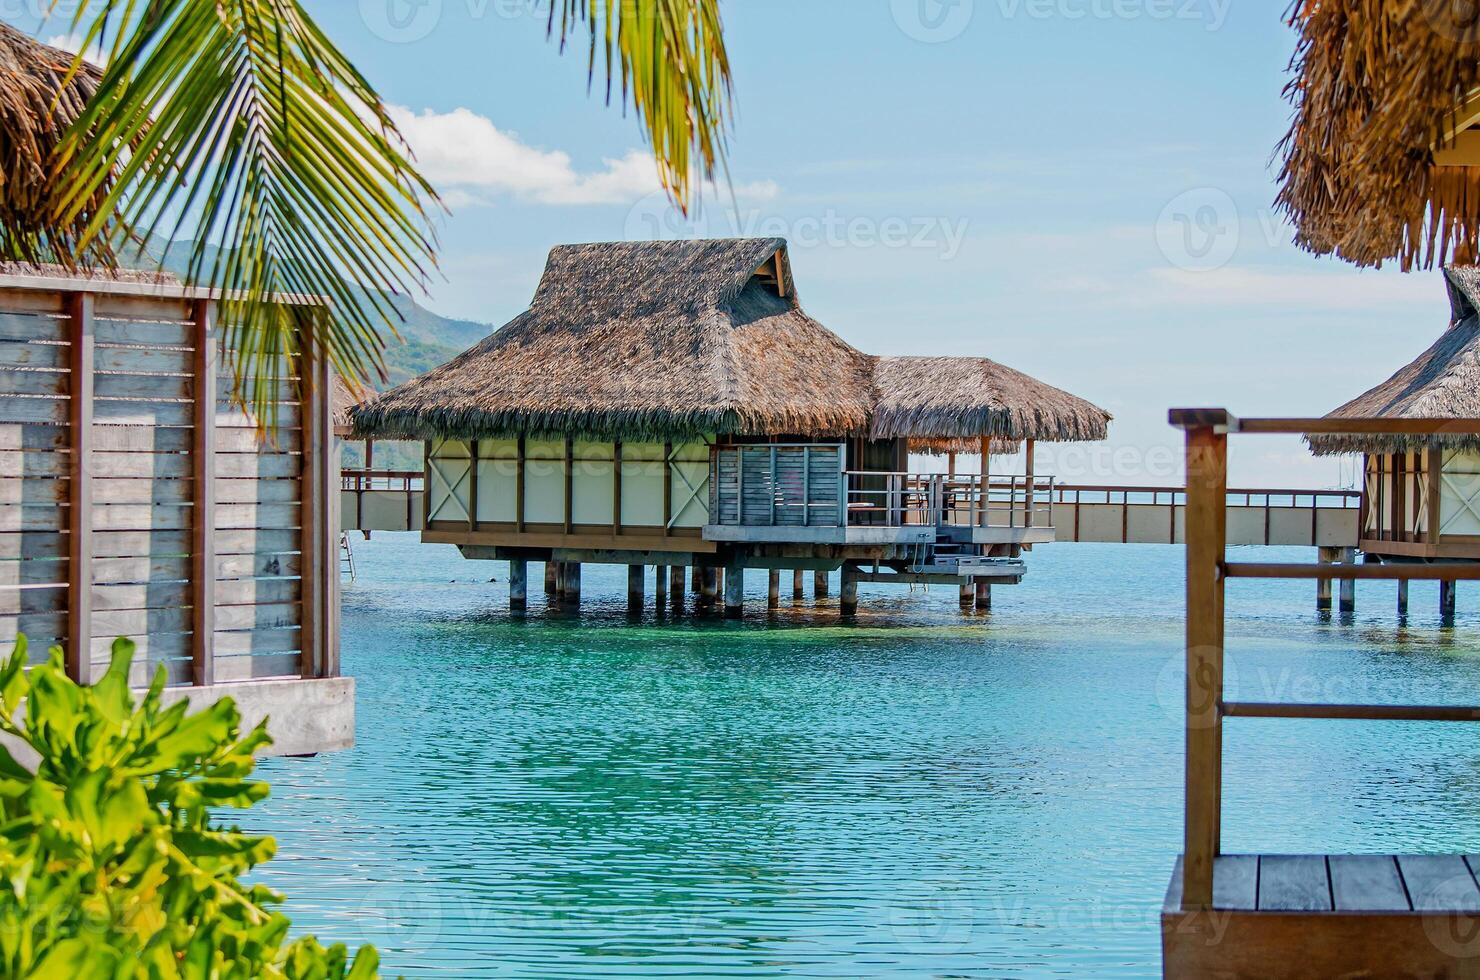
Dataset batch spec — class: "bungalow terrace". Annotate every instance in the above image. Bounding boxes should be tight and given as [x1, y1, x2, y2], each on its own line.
[353, 238, 1110, 616]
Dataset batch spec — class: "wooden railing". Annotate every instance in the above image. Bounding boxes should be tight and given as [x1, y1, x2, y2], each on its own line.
[846, 473, 1054, 529]
[342, 469, 422, 492]
[1169, 409, 1480, 912]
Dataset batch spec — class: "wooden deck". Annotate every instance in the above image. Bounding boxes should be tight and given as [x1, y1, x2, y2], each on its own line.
[1163, 854, 1480, 977]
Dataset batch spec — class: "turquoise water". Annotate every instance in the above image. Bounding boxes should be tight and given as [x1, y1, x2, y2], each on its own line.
[251, 536, 1480, 978]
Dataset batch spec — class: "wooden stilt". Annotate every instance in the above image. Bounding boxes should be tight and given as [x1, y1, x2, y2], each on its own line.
[701, 567, 718, 605]
[564, 562, 582, 606]
[627, 564, 644, 613]
[509, 560, 528, 612]
[975, 580, 991, 611]
[692, 565, 703, 595]
[1442, 579, 1458, 621]
[724, 562, 744, 619]
[792, 569, 805, 600]
[768, 569, 781, 608]
[545, 561, 559, 595]
[1316, 546, 1336, 611]
[960, 580, 974, 608]
[1339, 547, 1356, 613]
[670, 565, 686, 608]
[814, 570, 829, 598]
[655, 565, 668, 608]
[1397, 579, 1409, 618]
[840, 563, 859, 615]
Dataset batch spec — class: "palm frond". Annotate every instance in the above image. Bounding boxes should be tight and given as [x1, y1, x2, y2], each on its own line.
[550, 0, 733, 212]
[48, 0, 440, 425]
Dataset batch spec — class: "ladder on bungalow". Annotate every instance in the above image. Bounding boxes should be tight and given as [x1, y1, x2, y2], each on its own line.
[339, 531, 356, 583]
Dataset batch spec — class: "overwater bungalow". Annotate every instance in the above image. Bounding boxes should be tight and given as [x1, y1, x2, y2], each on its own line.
[1309, 268, 1480, 615]
[352, 238, 1110, 615]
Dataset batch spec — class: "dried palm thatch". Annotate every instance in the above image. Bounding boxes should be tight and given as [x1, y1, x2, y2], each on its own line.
[353, 239, 877, 442]
[872, 356, 1110, 443]
[1310, 267, 1480, 454]
[907, 437, 1022, 457]
[0, 25, 110, 264]
[353, 239, 1111, 447]
[1277, 0, 1480, 268]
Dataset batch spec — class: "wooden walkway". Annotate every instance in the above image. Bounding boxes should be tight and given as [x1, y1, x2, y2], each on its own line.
[1170, 854, 1480, 913]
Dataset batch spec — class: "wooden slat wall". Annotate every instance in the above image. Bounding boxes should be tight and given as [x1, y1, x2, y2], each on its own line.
[0, 286, 334, 688]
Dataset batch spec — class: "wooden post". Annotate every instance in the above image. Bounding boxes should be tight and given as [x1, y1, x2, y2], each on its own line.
[190, 301, 216, 687]
[692, 565, 703, 595]
[979, 436, 991, 528]
[724, 560, 744, 619]
[1316, 546, 1336, 611]
[959, 580, 974, 608]
[1397, 578, 1409, 618]
[299, 313, 338, 680]
[563, 562, 582, 606]
[792, 569, 805, 600]
[701, 567, 718, 605]
[1441, 578, 1458, 621]
[66, 293, 94, 685]
[975, 580, 991, 611]
[627, 564, 644, 613]
[768, 569, 781, 608]
[1339, 546, 1356, 613]
[670, 565, 686, 609]
[814, 570, 829, 598]
[1181, 422, 1227, 911]
[839, 563, 859, 615]
[1024, 439, 1036, 528]
[509, 560, 528, 611]
[655, 565, 668, 607]
[545, 560, 559, 595]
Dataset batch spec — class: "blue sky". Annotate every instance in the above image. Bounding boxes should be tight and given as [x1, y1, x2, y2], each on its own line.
[35, 1, 1453, 487]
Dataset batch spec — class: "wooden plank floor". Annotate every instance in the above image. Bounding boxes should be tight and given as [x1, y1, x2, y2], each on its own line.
[1164, 856, 1480, 978]
[1207, 854, 1480, 912]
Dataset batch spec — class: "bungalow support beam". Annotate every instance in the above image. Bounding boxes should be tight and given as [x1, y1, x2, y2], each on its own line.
[976, 580, 992, 611]
[814, 570, 829, 598]
[655, 565, 668, 607]
[1397, 579, 1409, 618]
[959, 581, 973, 608]
[628, 565, 644, 613]
[670, 566, 686, 608]
[1339, 547, 1356, 613]
[563, 563, 582, 606]
[724, 560, 744, 618]
[1442, 580, 1458, 621]
[793, 570, 805, 600]
[509, 560, 528, 612]
[1316, 547, 1337, 611]
[840, 564, 859, 615]
[768, 569, 781, 608]
[701, 567, 718, 605]
[545, 561, 559, 595]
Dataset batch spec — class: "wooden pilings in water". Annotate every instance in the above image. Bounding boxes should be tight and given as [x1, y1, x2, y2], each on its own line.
[1397, 579, 1408, 618]
[976, 580, 992, 611]
[1442, 579, 1458, 621]
[627, 564, 645, 613]
[839, 564, 859, 615]
[1316, 546, 1356, 613]
[509, 560, 528, 611]
[814, 570, 829, 598]
[670, 566, 686, 609]
[724, 562, 744, 619]
[959, 581, 973, 608]
[768, 569, 781, 608]
[793, 569, 805, 600]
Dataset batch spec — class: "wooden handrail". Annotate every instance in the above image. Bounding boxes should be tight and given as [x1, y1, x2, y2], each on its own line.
[1224, 702, 1480, 722]
[1224, 562, 1480, 581]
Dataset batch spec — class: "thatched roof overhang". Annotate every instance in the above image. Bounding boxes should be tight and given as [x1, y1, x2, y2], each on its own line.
[1277, 0, 1480, 269]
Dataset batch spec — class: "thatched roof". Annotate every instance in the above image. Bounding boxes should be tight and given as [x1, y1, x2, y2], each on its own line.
[1311, 267, 1480, 454]
[872, 356, 1109, 443]
[353, 239, 875, 441]
[0, 24, 110, 263]
[353, 239, 1110, 446]
[1276, 1, 1480, 269]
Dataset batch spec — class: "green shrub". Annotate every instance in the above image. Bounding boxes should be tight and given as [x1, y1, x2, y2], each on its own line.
[0, 635, 380, 979]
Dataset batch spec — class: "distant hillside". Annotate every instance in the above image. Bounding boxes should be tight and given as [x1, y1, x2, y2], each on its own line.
[126, 239, 490, 389]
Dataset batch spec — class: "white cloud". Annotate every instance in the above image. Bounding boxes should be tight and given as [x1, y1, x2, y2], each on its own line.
[388, 104, 779, 208]
[44, 33, 106, 67]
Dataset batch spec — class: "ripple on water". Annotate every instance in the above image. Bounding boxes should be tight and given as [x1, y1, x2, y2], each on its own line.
[248, 538, 1480, 978]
